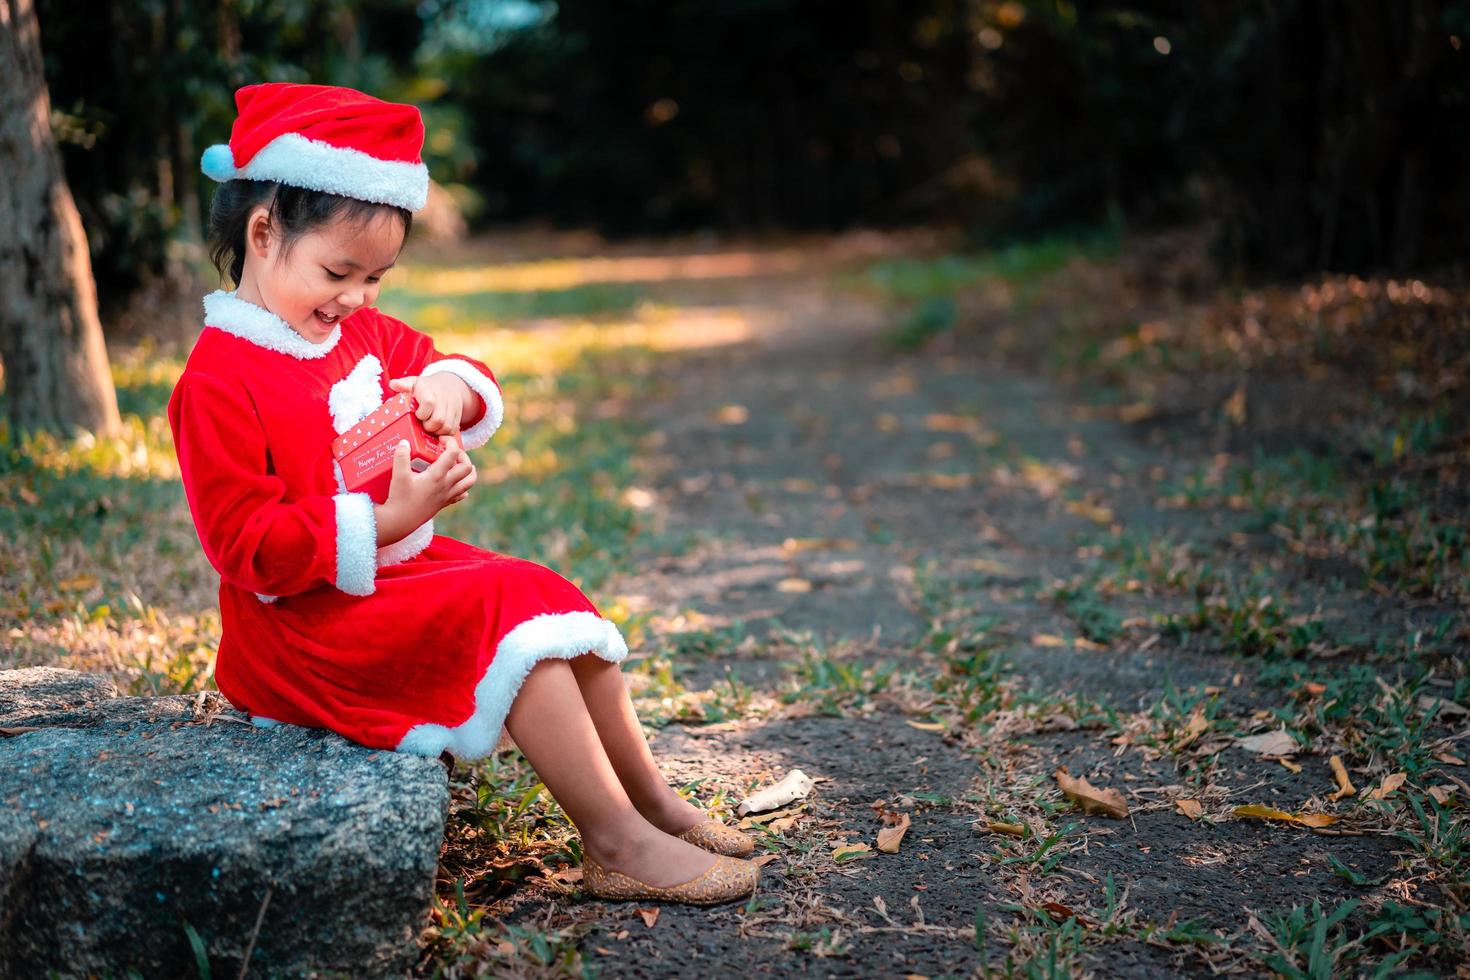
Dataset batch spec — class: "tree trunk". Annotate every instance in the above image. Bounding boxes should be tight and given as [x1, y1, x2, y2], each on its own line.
[0, 0, 120, 438]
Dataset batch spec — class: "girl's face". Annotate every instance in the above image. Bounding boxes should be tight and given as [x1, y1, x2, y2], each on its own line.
[238, 206, 406, 343]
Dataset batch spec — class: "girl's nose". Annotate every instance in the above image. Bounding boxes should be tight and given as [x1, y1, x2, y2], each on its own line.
[337, 287, 365, 309]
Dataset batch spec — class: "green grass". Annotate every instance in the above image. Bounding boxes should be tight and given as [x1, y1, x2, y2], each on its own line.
[1156, 440, 1468, 602]
[860, 232, 1120, 304]
[855, 231, 1120, 351]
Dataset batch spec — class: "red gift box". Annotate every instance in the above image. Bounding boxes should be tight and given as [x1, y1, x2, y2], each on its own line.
[331, 394, 444, 503]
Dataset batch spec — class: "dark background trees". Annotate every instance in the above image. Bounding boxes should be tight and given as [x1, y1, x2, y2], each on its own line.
[1, 0, 120, 437]
[28, 0, 1470, 326]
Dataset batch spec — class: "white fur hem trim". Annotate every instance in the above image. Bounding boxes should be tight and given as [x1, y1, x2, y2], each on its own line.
[378, 518, 433, 566]
[334, 492, 378, 595]
[329, 354, 385, 433]
[203, 290, 342, 359]
[204, 133, 429, 212]
[255, 593, 279, 604]
[421, 358, 504, 450]
[395, 612, 628, 759]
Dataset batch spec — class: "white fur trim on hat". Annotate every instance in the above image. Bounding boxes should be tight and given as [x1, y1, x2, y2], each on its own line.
[203, 290, 342, 359]
[394, 612, 628, 759]
[420, 358, 504, 450]
[201, 132, 429, 211]
[334, 492, 378, 595]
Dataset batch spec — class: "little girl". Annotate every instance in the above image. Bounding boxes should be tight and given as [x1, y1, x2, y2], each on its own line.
[168, 83, 757, 905]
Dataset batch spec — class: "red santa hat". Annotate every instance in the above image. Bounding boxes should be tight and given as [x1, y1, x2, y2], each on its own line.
[200, 83, 429, 212]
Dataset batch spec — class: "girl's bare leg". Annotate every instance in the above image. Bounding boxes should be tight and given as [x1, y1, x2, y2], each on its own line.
[568, 653, 708, 834]
[505, 659, 714, 886]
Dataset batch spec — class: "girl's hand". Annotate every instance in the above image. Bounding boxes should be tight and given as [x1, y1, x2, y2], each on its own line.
[388, 373, 474, 438]
[373, 435, 477, 545]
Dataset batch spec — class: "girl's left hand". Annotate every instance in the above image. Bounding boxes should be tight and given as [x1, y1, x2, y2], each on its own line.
[388, 374, 473, 437]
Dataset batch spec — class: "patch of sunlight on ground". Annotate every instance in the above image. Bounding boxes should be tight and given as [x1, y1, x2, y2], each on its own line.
[424, 310, 755, 369]
[393, 248, 811, 296]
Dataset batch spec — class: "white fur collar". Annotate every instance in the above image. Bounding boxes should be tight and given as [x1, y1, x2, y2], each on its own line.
[202, 290, 342, 359]
[328, 354, 384, 433]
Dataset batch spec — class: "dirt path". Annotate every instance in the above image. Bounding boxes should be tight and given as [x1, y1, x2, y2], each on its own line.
[473, 242, 1458, 977]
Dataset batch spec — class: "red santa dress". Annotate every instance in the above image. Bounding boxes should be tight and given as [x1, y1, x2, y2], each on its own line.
[167, 290, 627, 759]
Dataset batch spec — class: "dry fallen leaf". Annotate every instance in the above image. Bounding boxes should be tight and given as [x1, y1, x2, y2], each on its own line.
[1278, 757, 1303, 774]
[1038, 901, 1089, 925]
[1174, 707, 1210, 750]
[1064, 499, 1115, 525]
[737, 803, 804, 829]
[1435, 752, 1466, 766]
[751, 854, 779, 868]
[982, 821, 1027, 837]
[923, 412, 981, 433]
[768, 814, 801, 835]
[1175, 799, 1204, 820]
[777, 578, 814, 594]
[877, 812, 912, 854]
[1236, 730, 1299, 757]
[549, 867, 584, 886]
[832, 842, 873, 861]
[1031, 633, 1067, 648]
[1417, 695, 1469, 718]
[905, 720, 945, 732]
[1367, 772, 1407, 801]
[1427, 785, 1457, 806]
[1222, 384, 1247, 425]
[1329, 756, 1356, 801]
[637, 907, 660, 928]
[1054, 767, 1129, 819]
[1233, 804, 1339, 828]
[782, 536, 859, 553]
[1038, 712, 1079, 731]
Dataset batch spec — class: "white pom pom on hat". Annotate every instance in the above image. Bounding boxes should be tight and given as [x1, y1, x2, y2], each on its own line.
[199, 82, 429, 212]
[200, 143, 238, 182]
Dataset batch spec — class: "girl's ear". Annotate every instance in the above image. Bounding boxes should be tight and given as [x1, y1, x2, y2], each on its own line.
[246, 205, 274, 260]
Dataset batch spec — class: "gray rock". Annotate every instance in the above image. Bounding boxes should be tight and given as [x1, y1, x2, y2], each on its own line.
[0, 665, 119, 727]
[0, 668, 449, 979]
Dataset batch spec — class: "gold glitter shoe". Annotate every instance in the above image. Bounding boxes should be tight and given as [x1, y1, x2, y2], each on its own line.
[582, 853, 757, 906]
[676, 819, 756, 858]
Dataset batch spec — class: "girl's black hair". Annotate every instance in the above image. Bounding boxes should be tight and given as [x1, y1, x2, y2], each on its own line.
[207, 181, 413, 286]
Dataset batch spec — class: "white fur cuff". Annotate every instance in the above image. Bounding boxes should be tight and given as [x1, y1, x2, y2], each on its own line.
[378, 517, 434, 567]
[334, 492, 378, 595]
[421, 358, 504, 450]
